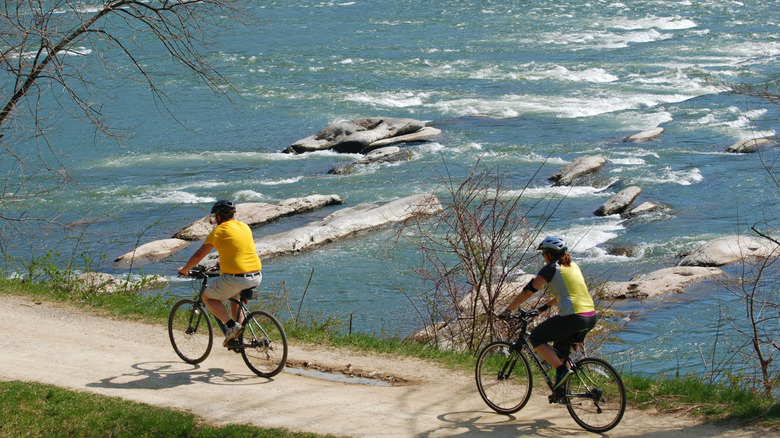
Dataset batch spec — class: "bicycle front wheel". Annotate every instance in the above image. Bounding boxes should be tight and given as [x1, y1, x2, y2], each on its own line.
[240, 310, 288, 378]
[475, 341, 533, 414]
[566, 357, 626, 433]
[168, 299, 213, 364]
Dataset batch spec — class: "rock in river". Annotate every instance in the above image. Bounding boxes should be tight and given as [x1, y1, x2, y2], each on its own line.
[678, 235, 779, 267]
[201, 194, 443, 266]
[284, 117, 441, 154]
[594, 186, 642, 216]
[549, 156, 606, 186]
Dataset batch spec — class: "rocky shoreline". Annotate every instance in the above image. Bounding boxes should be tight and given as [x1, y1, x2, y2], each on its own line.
[92, 121, 779, 301]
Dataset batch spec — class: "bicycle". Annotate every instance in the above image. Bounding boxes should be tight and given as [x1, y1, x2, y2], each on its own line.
[167, 266, 288, 378]
[475, 309, 626, 433]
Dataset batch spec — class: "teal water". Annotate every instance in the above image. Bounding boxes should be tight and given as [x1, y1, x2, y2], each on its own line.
[3, 1, 779, 378]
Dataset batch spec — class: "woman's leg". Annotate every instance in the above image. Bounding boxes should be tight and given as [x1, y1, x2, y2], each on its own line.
[535, 343, 564, 368]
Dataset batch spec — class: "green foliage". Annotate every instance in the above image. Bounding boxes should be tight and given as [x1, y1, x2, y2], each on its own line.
[0, 380, 332, 438]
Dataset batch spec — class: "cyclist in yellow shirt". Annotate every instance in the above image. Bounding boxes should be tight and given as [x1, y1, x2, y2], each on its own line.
[178, 200, 262, 346]
[500, 236, 597, 391]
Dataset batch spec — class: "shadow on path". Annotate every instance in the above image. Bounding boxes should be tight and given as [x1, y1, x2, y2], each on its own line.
[86, 361, 271, 390]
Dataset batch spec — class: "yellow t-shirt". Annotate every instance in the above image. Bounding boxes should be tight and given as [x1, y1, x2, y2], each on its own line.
[539, 261, 594, 316]
[204, 220, 262, 274]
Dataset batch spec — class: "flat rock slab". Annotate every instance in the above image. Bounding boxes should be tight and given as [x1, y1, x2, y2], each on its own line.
[113, 238, 192, 270]
[113, 194, 343, 269]
[202, 194, 443, 265]
[174, 194, 343, 241]
[549, 156, 606, 186]
[678, 235, 779, 267]
[367, 126, 442, 149]
[602, 266, 724, 299]
[284, 117, 440, 154]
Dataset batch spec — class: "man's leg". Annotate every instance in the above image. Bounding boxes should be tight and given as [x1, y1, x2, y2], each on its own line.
[231, 300, 243, 324]
[203, 295, 230, 324]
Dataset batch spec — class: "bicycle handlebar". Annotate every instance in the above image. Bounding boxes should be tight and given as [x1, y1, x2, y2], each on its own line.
[180, 265, 221, 279]
[498, 308, 539, 321]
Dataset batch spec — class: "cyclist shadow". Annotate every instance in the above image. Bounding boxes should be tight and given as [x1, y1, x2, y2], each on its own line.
[421, 410, 558, 437]
[86, 361, 272, 391]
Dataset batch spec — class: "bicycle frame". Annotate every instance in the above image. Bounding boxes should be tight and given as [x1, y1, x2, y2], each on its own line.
[507, 312, 577, 392]
[189, 269, 253, 342]
[477, 309, 626, 432]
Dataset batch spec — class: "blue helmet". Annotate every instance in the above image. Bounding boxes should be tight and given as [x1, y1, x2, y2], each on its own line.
[538, 236, 567, 253]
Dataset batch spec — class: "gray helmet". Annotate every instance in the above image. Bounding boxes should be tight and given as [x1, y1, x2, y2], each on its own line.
[538, 236, 567, 253]
[211, 200, 236, 216]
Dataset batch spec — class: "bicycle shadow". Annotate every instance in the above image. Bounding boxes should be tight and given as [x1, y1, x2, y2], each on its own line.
[86, 361, 272, 391]
[418, 410, 557, 437]
[418, 409, 734, 437]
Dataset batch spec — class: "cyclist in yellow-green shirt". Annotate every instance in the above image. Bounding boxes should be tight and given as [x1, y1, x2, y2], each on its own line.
[500, 236, 597, 392]
[178, 200, 262, 346]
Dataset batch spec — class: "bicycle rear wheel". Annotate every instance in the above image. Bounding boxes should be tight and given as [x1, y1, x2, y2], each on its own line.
[240, 310, 288, 378]
[168, 299, 213, 364]
[475, 341, 533, 414]
[565, 357, 626, 432]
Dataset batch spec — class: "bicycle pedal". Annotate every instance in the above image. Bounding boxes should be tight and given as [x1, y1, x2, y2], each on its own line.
[225, 340, 242, 352]
[548, 391, 567, 405]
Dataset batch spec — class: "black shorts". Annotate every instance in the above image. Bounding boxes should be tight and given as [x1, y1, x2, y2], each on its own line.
[529, 313, 598, 350]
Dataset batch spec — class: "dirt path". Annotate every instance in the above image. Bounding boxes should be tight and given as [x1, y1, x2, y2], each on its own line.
[0, 294, 762, 437]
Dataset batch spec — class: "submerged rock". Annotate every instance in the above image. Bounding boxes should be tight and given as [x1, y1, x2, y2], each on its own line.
[328, 146, 413, 175]
[625, 127, 664, 142]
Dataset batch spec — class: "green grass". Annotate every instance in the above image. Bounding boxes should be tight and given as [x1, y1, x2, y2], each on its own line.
[1, 276, 778, 430]
[0, 380, 336, 438]
[623, 374, 780, 428]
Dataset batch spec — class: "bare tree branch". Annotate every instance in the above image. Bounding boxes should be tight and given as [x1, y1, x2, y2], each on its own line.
[0, 0, 245, 224]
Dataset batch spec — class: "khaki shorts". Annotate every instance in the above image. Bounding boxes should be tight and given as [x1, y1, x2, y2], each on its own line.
[204, 273, 262, 301]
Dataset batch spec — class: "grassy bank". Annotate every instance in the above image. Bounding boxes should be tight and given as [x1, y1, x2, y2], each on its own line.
[0, 380, 334, 438]
[1, 276, 778, 431]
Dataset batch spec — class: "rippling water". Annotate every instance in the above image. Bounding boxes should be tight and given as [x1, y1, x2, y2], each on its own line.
[3, 1, 779, 377]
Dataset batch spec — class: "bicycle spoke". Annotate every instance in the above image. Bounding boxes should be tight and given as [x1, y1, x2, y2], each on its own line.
[240, 310, 288, 378]
[565, 358, 625, 433]
[168, 300, 213, 364]
[475, 341, 533, 414]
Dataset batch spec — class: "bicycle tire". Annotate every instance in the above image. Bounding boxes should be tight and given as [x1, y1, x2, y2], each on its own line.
[565, 357, 626, 432]
[168, 299, 213, 364]
[475, 341, 533, 414]
[240, 310, 288, 378]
